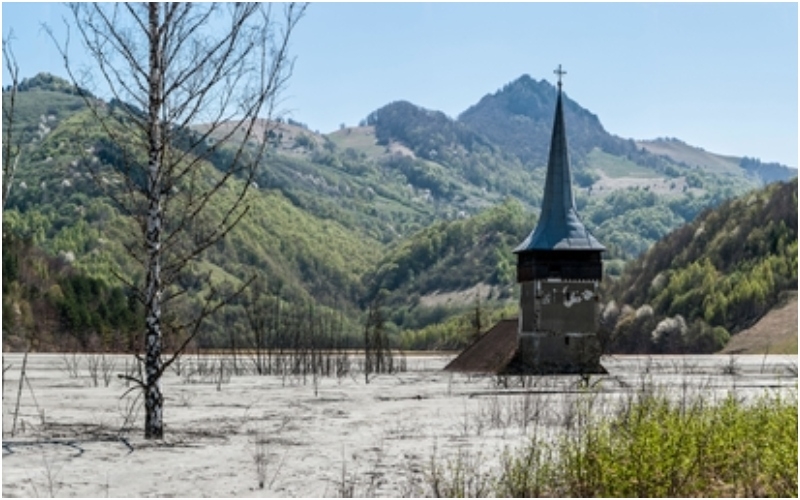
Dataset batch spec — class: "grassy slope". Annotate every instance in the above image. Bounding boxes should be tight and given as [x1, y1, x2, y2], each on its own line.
[327, 126, 387, 157]
[720, 292, 798, 354]
[586, 148, 661, 178]
[636, 138, 742, 175]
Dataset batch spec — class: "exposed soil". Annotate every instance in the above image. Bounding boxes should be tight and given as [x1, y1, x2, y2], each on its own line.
[582, 171, 703, 198]
[418, 283, 500, 309]
[721, 293, 798, 355]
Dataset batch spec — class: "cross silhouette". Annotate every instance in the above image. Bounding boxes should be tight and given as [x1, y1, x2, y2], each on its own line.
[554, 64, 567, 89]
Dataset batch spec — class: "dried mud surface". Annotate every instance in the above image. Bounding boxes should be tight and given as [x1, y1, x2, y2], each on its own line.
[2, 353, 796, 497]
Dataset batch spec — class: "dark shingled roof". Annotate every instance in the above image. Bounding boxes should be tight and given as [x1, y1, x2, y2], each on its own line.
[445, 318, 608, 375]
[443, 319, 518, 373]
[515, 89, 604, 252]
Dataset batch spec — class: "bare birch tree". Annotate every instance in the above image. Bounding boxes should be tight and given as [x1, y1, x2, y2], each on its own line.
[55, 2, 306, 439]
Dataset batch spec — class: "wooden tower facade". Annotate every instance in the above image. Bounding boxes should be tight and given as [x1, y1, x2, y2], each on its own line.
[511, 66, 606, 374]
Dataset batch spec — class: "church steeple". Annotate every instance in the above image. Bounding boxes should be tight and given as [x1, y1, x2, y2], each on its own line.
[445, 66, 607, 375]
[514, 66, 604, 252]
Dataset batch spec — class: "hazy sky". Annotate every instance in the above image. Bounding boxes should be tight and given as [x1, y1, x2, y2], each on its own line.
[2, 2, 798, 167]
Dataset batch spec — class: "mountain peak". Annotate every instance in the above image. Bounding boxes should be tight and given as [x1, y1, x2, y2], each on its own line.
[10, 72, 93, 98]
[505, 73, 554, 92]
[458, 73, 613, 167]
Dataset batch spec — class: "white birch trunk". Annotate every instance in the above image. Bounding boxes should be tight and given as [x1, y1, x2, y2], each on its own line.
[144, 3, 165, 440]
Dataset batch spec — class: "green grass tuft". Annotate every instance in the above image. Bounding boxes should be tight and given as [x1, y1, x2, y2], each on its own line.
[431, 390, 798, 497]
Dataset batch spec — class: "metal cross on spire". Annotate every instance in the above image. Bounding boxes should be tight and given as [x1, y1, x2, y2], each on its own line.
[554, 64, 567, 90]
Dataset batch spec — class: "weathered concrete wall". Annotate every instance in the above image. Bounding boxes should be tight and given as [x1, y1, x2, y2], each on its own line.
[511, 332, 605, 374]
[514, 279, 604, 374]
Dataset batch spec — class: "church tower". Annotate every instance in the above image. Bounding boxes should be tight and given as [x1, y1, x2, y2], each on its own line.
[511, 65, 606, 374]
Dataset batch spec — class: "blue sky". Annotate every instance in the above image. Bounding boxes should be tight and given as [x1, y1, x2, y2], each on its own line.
[2, 2, 798, 167]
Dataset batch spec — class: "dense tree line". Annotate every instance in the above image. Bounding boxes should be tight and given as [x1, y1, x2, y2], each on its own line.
[367, 199, 528, 297]
[366, 100, 495, 160]
[2, 231, 142, 351]
[15, 72, 94, 97]
[740, 156, 796, 184]
[364, 199, 529, 334]
[365, 100, 538, 202]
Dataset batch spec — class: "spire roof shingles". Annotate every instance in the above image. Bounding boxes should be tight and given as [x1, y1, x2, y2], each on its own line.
[514, 76, 604, 253]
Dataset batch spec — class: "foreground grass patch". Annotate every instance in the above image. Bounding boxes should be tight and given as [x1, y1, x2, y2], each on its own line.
[436, 391, 798, 498]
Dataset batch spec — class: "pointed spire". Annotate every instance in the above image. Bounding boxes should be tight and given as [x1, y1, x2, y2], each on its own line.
[515, 67, 604, 252]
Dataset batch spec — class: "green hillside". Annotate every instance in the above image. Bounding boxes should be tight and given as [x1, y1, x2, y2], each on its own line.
[357, 82, 791, 259]
[602, 179, 798, 353]
[2, 76, 382, 350]
[3, 73, 797, 353]
[367, 200, 527, 296]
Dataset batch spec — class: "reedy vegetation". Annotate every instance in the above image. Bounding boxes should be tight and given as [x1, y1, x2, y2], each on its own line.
[427, 390, 797, 498]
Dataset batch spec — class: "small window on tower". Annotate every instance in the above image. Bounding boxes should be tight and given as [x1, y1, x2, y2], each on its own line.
[565, 336, 570, 346]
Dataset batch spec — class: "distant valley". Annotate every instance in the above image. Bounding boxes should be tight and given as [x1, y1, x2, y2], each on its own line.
[2, 72, 796, 354]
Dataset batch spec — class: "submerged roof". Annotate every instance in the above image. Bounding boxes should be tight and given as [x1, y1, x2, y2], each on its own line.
[443, 319, 517, 373]
[515, 70, 604, 253]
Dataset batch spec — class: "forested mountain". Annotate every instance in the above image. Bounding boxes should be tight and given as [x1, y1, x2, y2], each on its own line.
[602, 179, 798, 353]
[351, 75, 794, 259]
[2, 74, 382, 350]
[364, 100, 535, 202]
[2, 72, 796, 353]
[364, 199, 527, 315]
[459, 75, 796, 181]
[459, 74, 628, 166]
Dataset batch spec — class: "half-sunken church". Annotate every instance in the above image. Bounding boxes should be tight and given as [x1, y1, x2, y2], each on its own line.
[446, 66, 606, 374]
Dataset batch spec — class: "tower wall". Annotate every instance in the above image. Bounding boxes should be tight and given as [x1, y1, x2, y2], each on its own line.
[513, 252, 605, 374]
[520, 280, 599, 334]
[514, 332, 603, 374]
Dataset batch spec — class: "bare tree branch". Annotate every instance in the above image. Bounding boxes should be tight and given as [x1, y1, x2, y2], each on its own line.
[160, 273, 256, 377]
[2, 32, 21, 209]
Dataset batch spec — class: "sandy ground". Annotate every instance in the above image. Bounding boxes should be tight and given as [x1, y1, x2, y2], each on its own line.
[1, 352, 797, 498]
